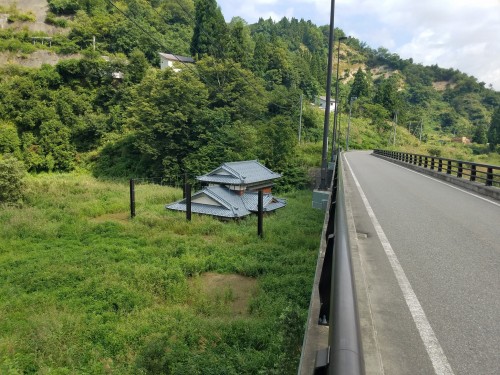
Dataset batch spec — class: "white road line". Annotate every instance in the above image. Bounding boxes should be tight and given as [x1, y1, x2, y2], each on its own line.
[376, 155, 500, 208]
[344, 155, 455, 375]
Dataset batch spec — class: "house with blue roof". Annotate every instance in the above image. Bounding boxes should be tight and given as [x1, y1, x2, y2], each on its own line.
[166, 160, 287, 218]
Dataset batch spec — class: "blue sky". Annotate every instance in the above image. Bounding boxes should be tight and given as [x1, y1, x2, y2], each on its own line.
[217, 0, 500, 91]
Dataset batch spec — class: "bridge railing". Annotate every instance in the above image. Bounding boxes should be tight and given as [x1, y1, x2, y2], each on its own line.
[301, 153, 364, 375]
[373, 149, 500, 187]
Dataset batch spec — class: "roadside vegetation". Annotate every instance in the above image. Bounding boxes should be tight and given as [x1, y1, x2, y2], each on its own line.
[0, 173, 324, 374]
[0, 0, 499, 372]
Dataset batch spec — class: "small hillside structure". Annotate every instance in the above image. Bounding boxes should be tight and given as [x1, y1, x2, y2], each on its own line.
[318, 96, 336, 112]
[159, 53, 195, 72]
[166, 160, 287, 218]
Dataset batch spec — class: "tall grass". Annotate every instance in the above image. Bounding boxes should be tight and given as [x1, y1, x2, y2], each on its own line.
[0, 173, 324, 374]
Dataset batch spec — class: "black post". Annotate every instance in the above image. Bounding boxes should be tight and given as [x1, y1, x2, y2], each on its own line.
[258, 190, 264, 238]
[183, 172, 187, 198]
[185, 183, 191, 221]
[470, 164, 477, 182]
[129, 179, 136, 218]
[486, 167, 493, 186]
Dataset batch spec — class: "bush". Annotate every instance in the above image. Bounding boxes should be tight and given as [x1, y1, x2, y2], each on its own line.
[0, 154, 26, 204]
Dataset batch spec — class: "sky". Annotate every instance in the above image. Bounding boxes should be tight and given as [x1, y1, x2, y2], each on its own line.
[217, 0, 500, 91]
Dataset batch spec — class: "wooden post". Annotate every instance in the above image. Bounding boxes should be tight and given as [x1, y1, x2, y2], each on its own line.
[185, 183, 191, 221]
[129, 179, 135, 218]
[258, 190, 263, 238]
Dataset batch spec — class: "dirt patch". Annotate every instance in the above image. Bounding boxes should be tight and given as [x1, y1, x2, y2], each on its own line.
[432, 81, 455, 91]
[3, 0, 63, 34]
[190, 273, 258, 316]
[91, 212, 131, 224]
[0, 50, 81, 68]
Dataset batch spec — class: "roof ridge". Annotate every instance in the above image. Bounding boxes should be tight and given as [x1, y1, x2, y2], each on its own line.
[204, 186, 238, 213]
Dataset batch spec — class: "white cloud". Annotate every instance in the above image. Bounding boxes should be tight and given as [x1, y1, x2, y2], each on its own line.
[217, 0, 500, 90]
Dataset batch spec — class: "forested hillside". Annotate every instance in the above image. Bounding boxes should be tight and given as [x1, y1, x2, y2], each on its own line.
[1, 0, 499, 189]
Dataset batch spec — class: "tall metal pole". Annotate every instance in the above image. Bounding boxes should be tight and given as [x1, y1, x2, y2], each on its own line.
[393, 111, 398, 146]
[346, 96, 356, 151]
[319, 0, 336, 190]
[331, 36, 347, 160]
[298, 93, 303, 144]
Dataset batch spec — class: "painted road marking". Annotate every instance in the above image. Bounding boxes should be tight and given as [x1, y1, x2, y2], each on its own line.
[345, 155, 455, 375]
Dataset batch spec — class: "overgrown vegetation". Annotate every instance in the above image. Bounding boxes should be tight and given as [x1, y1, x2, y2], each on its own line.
[0, 174, 323, 373]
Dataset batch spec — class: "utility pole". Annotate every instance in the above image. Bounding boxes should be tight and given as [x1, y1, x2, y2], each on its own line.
[319, 0, 337, 190]
[346, 96, 356, 151]
[393, 111, 398, 146]
[419, 118, 423, 142]
[298, 93, 303, 144]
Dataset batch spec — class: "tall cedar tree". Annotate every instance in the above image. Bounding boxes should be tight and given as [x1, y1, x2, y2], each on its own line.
[350, 68, 370, 101]
[191, 0, 229, 59]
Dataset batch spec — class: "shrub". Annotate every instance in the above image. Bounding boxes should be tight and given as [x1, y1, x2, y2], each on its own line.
[427, 147, 442, 157]
[0, 154, 26, 204]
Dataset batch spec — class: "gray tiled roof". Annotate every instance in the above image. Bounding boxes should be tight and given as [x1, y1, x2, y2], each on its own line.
[165, 185, 286, 218]
[197, 160, 281, 185]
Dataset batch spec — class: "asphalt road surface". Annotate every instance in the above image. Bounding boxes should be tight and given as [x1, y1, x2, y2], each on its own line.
[343, 151, 500, 375]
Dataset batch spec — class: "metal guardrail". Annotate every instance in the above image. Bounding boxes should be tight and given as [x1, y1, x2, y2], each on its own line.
[315, 154, 365, 375]
[374, 149, 500, 187]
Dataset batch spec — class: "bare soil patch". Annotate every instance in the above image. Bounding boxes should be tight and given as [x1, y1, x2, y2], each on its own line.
[190, 273, 258, 316]
[432, 81, 455, 91]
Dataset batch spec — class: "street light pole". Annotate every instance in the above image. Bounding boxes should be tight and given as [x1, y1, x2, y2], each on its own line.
[346, 96, 357, 151]
[319, 0, 336, 190]
[331, 36, 347, 161]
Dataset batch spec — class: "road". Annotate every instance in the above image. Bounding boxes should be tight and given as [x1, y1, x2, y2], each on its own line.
[343, 151, 500, 375]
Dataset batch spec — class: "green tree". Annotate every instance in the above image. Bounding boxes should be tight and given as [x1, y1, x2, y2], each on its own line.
[488, 106, 500, 149]
[190, 0, 228, 59]
[127, 68, 213, 176]
[349, 68, 370, 100]
[0, 122, 20, 154]
[0, 154, 26, 204]
[227, 17, 254, 68]
[472, 124, 488, 144]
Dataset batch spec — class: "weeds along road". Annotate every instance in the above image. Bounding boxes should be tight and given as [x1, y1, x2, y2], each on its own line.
[344, 150, 500, 375]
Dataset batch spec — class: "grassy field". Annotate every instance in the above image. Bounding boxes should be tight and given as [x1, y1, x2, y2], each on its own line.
[0, 173, 324, 374]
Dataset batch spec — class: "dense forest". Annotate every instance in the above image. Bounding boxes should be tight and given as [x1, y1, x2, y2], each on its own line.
[1, 0, 500, 195]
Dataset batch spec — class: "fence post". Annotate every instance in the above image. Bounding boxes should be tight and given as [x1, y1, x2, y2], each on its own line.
[438, 159, 443, 172]
[258, 190, 264, 238]
[183, 172, 187, 198]
[457, 162, 463, 178]
[185, 183, 191, 221]
[486, 167, 493, 186]
[447, 160, 452, 174]
[129, 179, 136, 218]
[431, 158, 435, 170]
[470, 165, 477, 182]
[424, 157, 428, 169]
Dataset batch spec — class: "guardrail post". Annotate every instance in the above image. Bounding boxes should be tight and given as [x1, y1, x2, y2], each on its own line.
[424, 157, 428, 169]
[457, 162, 463, 178]
[447, 160, 452, 174]
[486, 167, 493, 186]
[470, 165, 477, 182]
[431, 158, 435, 170]
[438, 159, 443, 172]
[418, 156, 422, 166]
